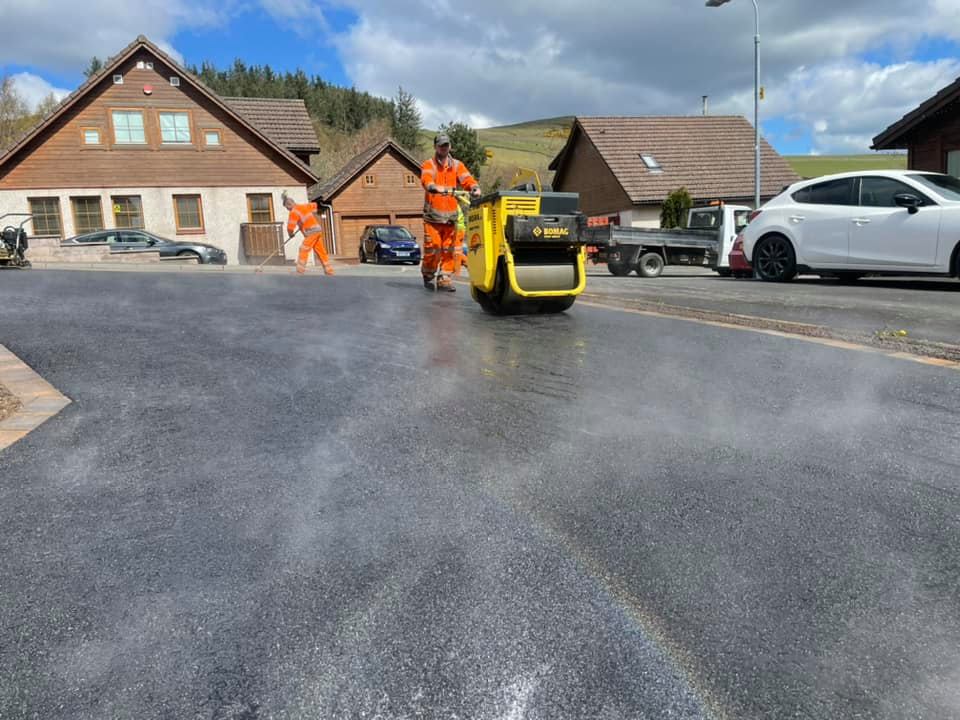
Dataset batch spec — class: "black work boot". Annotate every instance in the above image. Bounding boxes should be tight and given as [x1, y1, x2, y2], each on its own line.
[423, 275, 435, 291]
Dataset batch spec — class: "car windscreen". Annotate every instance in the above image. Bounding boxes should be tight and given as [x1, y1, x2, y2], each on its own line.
[687, 210, 720, 229]
[376, 228, 414, 242]
[734, 210, 750, 233]
[909, 174, 960, 201]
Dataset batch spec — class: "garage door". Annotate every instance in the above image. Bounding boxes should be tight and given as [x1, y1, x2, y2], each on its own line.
[395, 214, 424, 244]
[339, 216, 389, 259]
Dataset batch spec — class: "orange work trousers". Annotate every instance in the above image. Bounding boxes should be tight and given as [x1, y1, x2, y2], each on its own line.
[422, 222, 458, 279]
[296, 232, 329, 274]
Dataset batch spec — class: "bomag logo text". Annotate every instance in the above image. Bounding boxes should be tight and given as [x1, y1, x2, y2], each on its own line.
[535, 226, 570, 238]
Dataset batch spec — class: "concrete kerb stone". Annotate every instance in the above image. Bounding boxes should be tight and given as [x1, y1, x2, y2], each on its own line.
[0, 344, 71, 452]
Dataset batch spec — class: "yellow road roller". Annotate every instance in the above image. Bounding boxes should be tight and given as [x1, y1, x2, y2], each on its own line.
[464, 171, 589, 315]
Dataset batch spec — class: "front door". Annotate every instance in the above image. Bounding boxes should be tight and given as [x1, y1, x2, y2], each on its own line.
[849, 176, 941, 268]
[790, 177, 859, 266]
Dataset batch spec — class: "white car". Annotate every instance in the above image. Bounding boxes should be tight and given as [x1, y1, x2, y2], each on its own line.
[741, 170, 960, 282]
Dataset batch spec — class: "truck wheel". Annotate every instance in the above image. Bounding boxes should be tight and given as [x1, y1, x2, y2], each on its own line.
[637, 252, 665, 278]
[608, 262, 631, 277]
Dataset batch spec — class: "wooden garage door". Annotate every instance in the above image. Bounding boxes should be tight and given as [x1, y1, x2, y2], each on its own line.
[395, 214, 424, 244]
[339, 216, 389, 258]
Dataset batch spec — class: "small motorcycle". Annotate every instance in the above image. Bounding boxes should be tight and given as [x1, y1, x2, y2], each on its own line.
[0, 214, 32, 268]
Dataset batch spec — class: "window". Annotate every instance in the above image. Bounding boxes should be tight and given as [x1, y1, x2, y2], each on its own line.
[136, 61, 145, 70]
[173, 195, 204, 232]
[112, 110, 146, 144]
[688, 209, 720, 229]
[640, 153, 663, 173]
[169, 76, 180, 87]
[73, 231, 109, 243]
[734, 210, 751, 233]
[792, 177, 857, 206]
[910, 173, 960, 202]
[82, 127, 101, 145]
[121, 231, 154, 246]
[71, 197, 104, 233]
[363, 174, 376, 188]
[246, 194, 274, 223]
[112, 74, 123, 85]
[948, 151, 960, 179]
[404, 173, 418, 187]
[28, 197, 63, 237]
[159, 112, 191, 144]
[112, 196, 144, 229]
[204, 129, 221, 146]
[145, 62, 154, 70]
[859, 177, 930, 208]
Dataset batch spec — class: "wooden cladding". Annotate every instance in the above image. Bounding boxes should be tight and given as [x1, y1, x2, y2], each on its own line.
[173, 194, 204, 233]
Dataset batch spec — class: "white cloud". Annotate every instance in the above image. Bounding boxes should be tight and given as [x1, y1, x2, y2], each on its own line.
[723, 58, 960, 153]
[9, 72, 70, 111]
[331, 0, 960, 153]
[0, 0, 230, 72]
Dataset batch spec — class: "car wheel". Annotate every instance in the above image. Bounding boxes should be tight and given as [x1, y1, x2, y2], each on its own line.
[359, 247, 367, 263]
[375, 250, 383, 265]
[753, 235, 797, 282]
[178, 250, 202, 264]
[608, 261, 631, 277]
[637, 252, 665, 278]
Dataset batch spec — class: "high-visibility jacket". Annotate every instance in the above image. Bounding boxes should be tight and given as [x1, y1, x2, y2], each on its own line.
[421, 156, 477, 224]
[287, 202, 323, 237]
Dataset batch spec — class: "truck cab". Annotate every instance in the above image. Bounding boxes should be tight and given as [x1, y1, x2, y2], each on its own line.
[686, 203, 752, 275]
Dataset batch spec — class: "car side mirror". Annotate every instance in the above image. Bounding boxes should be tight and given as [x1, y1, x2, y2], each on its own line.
[894, 193, 921, 214]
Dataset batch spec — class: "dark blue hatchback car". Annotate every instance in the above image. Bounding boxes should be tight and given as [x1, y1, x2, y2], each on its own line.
[358, 225, 421, 265]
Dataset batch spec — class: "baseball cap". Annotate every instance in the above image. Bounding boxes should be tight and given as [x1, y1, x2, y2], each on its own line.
[434, 133, 451, 147]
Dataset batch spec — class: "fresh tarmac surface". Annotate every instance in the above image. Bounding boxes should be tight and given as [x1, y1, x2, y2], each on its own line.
[2, 270, 960, 719]
[584, 266, 960, 347]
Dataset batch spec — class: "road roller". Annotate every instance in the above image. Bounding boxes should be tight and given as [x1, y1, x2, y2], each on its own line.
[465, 171, 589, 315]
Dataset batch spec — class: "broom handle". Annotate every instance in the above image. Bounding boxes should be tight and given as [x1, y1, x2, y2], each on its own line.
[255, 228, 301, 271]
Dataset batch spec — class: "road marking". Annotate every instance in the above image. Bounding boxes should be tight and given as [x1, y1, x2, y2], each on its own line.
[577, 299, 960, 372]
[0, 345, 71, 452]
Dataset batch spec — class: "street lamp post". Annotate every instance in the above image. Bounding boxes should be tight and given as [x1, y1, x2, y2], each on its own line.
[706, 0, 761, 209]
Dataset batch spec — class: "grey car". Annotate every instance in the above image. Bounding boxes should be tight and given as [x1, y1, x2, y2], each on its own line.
[64, 229, 227, 264]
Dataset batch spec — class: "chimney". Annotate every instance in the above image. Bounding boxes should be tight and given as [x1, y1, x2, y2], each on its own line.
[702, 96, 709, 116]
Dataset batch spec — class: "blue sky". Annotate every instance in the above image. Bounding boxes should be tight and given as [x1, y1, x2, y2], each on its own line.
[3, 0, 960, 155]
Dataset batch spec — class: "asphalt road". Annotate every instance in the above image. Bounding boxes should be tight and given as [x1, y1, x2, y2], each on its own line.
[2, 269, 960, 719]
[584, 266, 960, 346]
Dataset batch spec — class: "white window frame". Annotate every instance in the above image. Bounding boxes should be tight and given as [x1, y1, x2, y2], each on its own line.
[112, 74, 123, 85]
[159, 111, 192, 144]
[169, 76, 180, 87]
[111, 110, 146, 145]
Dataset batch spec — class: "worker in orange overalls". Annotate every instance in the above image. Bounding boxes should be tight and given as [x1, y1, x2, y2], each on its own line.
[282, 192, 334, 276]
[420, 133, 480, 291]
